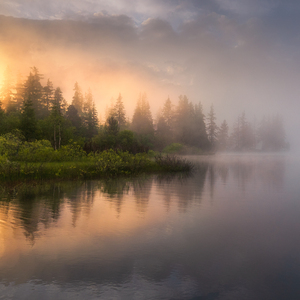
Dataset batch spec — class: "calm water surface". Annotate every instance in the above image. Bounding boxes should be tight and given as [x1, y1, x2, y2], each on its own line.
[0, 154, 300, 300]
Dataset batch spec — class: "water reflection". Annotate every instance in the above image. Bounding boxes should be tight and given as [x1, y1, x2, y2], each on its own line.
[0, 154, 297, 300]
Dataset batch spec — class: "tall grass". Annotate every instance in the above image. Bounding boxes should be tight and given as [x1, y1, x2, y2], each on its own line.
[0, 150, 194, 182]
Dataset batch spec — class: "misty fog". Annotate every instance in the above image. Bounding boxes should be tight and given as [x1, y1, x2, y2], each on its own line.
[0, 1, 300, 148]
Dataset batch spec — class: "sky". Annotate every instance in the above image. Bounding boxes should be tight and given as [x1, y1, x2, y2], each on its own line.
[0, 0, 300, 147]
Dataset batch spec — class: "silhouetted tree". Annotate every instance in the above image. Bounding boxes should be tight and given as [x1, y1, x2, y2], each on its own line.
[105, 116, 119, 136]
[66, 104, 82, 135]
[50, 87, 64, 149]
[174, 95, 209, 149]
[207, 104, 218, 149]
[217, 120, 229, 151]
[23, 67, 44, 118]
[113, 93, 127, 129]
[20, 98, 36, 141]
[42, 79, 54, 116]
[72, 82, 84, 116]
[131, 93, 154, 136]
[14, 72, 24, 112]
[155, 97, 175, 149]
[83, 89, 98, 139]
[230, 112, 255, 151]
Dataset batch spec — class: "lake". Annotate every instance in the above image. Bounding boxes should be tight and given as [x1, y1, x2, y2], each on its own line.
[0, 154, 300, 300]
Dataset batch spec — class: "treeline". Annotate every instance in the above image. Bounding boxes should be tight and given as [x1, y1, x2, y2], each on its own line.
[0, 67, 288, 154]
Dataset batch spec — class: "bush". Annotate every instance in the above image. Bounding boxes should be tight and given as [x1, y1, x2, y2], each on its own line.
[17, 140, 54, 162]
[162, 143, 185, 154]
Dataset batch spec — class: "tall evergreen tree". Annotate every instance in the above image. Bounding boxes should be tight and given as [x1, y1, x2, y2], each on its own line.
[83, 89, 98, 139]
[66, 104, 82, 135]
[20, 98, 36, 141]
[131, 93, 154, 136]
[23, 67, 44, 118]
[42, 79, 54, 116]
[193, 102, 209, 149]
[207, 104, 218, 149]
[173, 95, 209, 149]
[14, 72, 24, 112]
[155, 97, 175, 149]
[72, 82, 84, 116]
[161, 97, 174, 128]
[113, 93, 126, 128]
[217, 120, 229, 151]
[51, 87, 64, 149]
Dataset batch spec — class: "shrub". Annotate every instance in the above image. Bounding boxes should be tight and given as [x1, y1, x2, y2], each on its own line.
[162, 143, 185, 154]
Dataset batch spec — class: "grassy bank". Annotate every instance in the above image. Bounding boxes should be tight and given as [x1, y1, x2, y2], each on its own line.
[0, 150, 194, 182]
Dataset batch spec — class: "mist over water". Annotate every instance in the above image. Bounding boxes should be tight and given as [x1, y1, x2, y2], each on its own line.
[0, 154, 300, 300]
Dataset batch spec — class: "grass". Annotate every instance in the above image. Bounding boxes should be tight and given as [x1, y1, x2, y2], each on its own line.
[0, 150, 194, 182]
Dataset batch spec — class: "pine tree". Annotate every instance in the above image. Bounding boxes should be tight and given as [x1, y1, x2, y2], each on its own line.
[217, 120, 229, 151]
[173, 96, 209, 149]
[105, 115, 119, 136]
[51, 87, 64, 149]
[42, 79, 54, 117]
[193, 102, 209, 149]
[155, 97, 175, 149]
[72, 82, 84, 116]
[174, 95, 190, 144]
[66, 105, 82, 135]
[162, 97, 174, 129]
[113, 93, 126, 128]
[131, 93, 154, 136]
[14, 72, 24, 112]
[83, 89, 98, 139]
[23, 67, 44, 118]
[20, 98, 37, 141]
[207, 104, 218, 149]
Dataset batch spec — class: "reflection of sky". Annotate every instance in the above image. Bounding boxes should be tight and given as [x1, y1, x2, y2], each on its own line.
[1, 155, 300, 299]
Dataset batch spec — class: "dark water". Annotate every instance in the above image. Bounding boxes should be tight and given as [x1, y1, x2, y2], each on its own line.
[0, 154, 300, 300]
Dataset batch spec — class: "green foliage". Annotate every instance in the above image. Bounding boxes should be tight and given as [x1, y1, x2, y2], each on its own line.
[17, 140, 54, 162]
[92, 150, 152, 176]
[0, 132, 23, 158]
[162, 143, 185, 154]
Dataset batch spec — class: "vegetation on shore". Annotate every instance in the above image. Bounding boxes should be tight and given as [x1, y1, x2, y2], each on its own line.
[0, 134, 194, 182]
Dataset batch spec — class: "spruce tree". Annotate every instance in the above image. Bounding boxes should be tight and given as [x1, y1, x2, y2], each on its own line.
[113, 93, 126, 128]
[42, 79, 54, 117]
[72, 82, 84, 116]
[51, 87, 64, 149]
[131, 93, 154, 136]
[20, 98, 37, 141]
[83, 89, 98, 139]
[217, 120, 229, 151]
[207, 104, 218, 149]
[23, 67, 44, 118]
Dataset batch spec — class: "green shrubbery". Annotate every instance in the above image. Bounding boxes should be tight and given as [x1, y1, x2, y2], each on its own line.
[0, 133, 194, 182]
[163, 143, 185, 154]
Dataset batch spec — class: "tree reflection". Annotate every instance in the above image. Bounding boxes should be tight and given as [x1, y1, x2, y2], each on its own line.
[0, 156, 286, 242]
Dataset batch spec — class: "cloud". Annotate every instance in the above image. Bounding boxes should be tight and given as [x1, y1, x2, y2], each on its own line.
[214, 0, 279, 16]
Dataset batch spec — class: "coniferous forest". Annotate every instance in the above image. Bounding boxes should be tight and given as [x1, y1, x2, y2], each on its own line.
[0, 66, 289, 178]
